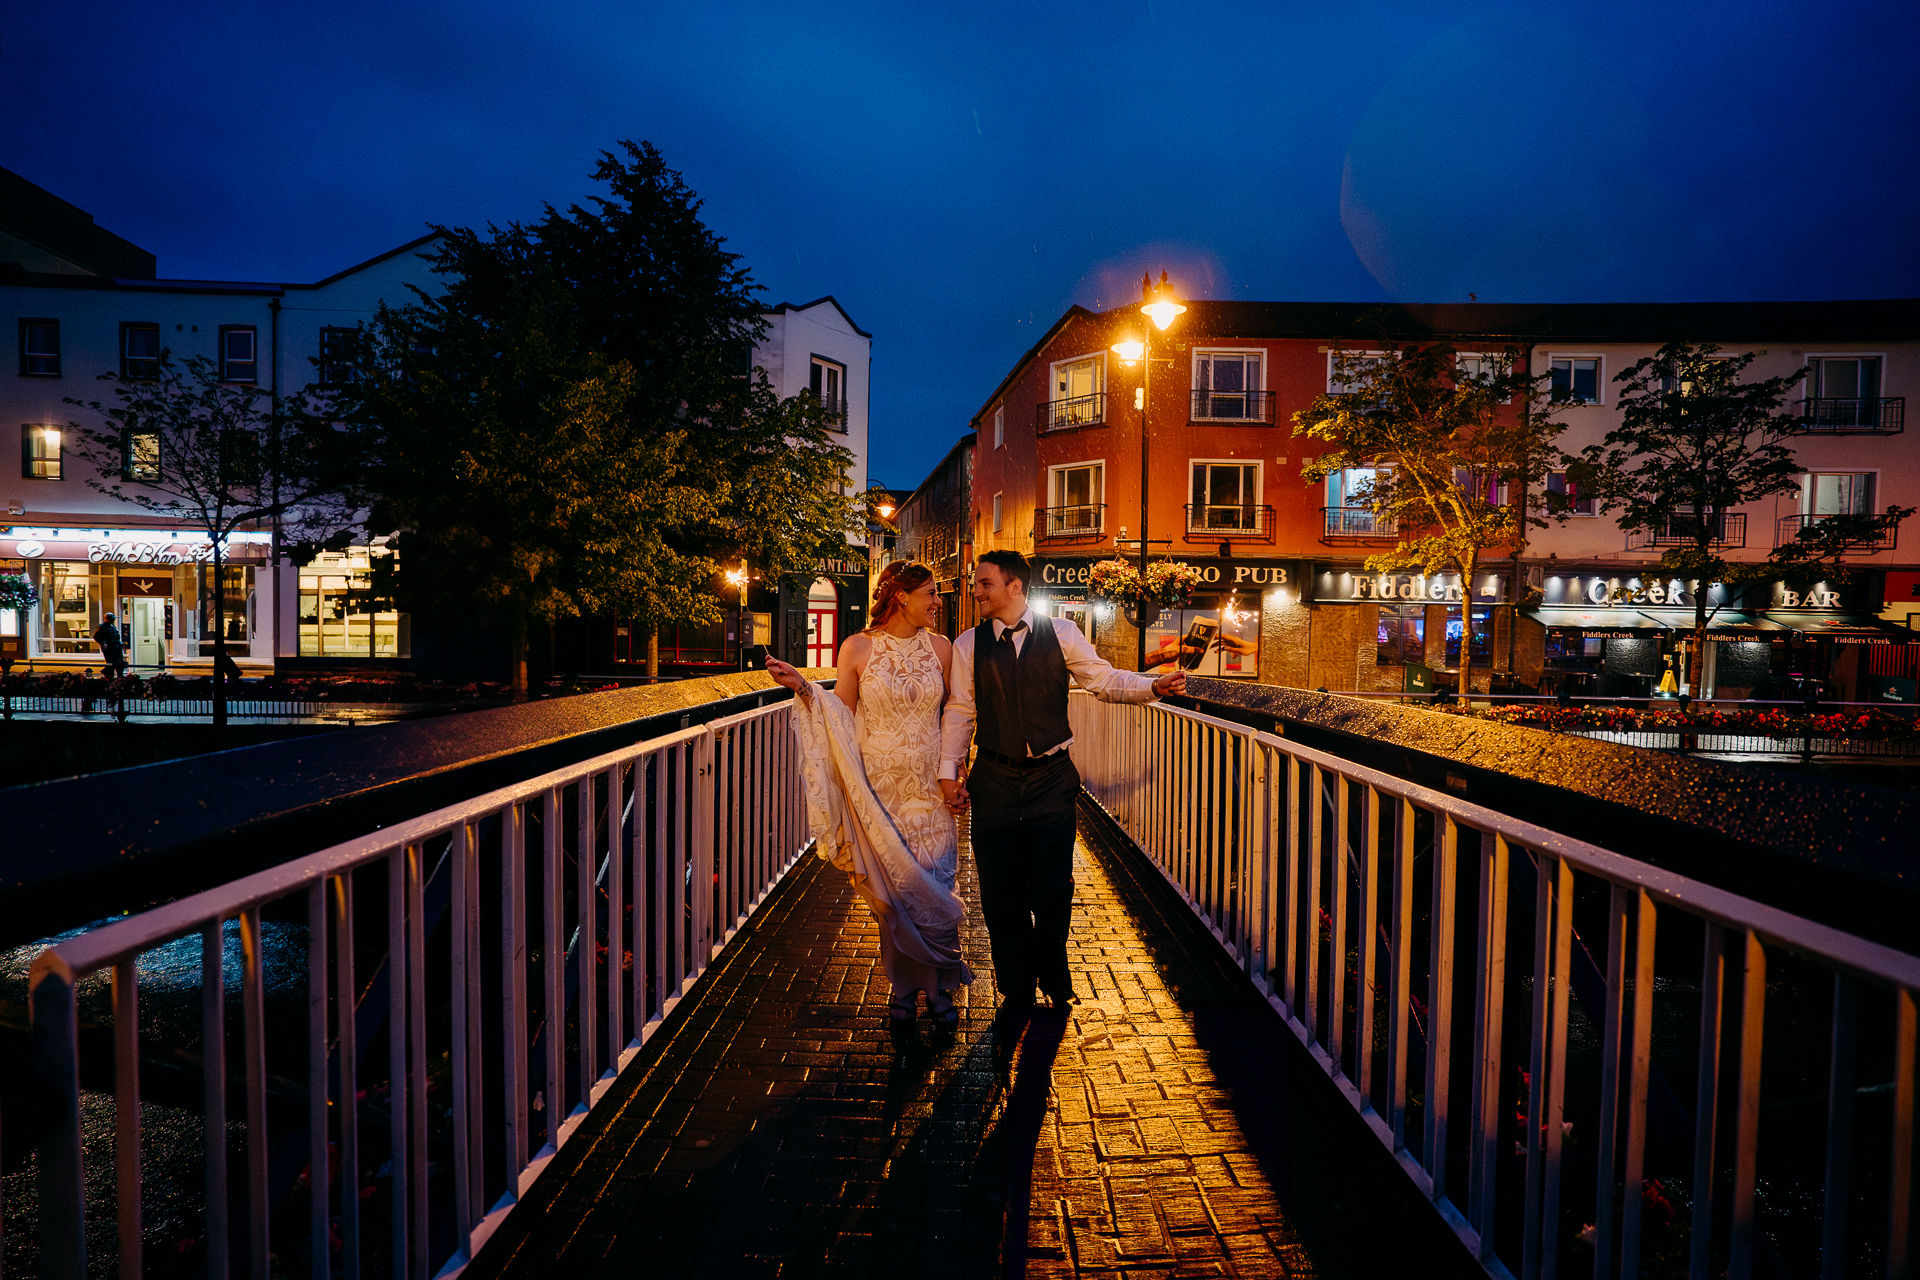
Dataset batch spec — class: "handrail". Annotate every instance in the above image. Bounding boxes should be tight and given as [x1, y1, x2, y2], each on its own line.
[1068, 692, 1918, 1280]
[27, 696, 812, 1280]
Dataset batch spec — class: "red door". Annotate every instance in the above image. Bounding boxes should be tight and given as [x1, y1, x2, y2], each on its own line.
[807, 607, 837, 669]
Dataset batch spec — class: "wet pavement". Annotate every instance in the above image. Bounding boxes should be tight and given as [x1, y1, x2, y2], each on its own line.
[464, 801, 1486, 1280]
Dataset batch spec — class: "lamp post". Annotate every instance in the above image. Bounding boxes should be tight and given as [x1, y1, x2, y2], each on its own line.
[724, 562, 750, 671]
[1111, 270, 1187, 670]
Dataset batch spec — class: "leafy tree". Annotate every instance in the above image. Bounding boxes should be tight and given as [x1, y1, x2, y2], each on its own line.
[65, 352, 361, 724]
[1293, 343, 1571, 678]
[338, 141, 859, 687]
[1572, 341, 1911, 692]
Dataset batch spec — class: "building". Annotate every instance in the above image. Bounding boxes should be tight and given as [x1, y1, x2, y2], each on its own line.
[969, 296, 1920, 701]
[0, 166, 436, 671]
[873, 433, 975, 639]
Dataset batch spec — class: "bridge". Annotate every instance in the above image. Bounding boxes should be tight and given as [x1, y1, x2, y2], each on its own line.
[4, 674, 1917, 1280]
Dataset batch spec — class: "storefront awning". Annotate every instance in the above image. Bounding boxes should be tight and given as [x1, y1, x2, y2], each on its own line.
[1531, 607, 1785, 639]
[1759, 613, 1920, 644]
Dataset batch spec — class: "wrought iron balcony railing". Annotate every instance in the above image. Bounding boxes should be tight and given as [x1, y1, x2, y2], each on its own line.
[1190, 389, 1277, 424]
[1322, 506, 1396, 542]
[1035, 503, 1106, 542]
[1036, 392, 1106, 431]
[1185, 503, 1276, 541]
[1795, 397, 1903, 434]
[1778, 512, 1899, 552]
[1626, 511, 1746, 550]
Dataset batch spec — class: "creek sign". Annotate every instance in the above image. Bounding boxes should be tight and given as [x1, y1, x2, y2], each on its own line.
[1314, 569, 1508, 604]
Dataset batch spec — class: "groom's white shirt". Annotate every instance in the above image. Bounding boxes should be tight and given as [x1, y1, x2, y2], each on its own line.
[938, 608, 1160, 781]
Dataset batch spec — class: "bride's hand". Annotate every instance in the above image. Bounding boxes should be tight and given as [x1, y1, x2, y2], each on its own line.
[765, 656, 808, 695]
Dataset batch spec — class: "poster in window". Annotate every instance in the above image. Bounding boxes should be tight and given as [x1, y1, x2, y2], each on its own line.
[1142, 607, 1261, 678]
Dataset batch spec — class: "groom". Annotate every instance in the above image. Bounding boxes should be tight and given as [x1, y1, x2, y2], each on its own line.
[939, 549, 1186, 1016]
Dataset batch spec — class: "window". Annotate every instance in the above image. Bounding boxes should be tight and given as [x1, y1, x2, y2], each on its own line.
[993, 406, 1004, 449]
[123, 428, 161, 482]
[1325, 466, 1392, 536]
[318, 327, 358, 385]
[1327, 351, 1388, 395]
[1377, 604, 1425, 666]
[21, 425, 62, 480]
[121, 323, 160, 380]
[298, 545, 409, 657]
[992, 492, 1003, 532]
[1190, 461, 1262, 531]
[1194, 350, 1263, 419]
[1811, 356, 1881, 403]
[1454, 352, 1507, 385]
[220, 326, 258, 383]
[1045, 354, 1105, 427]
[1549, 356, 1601, 404]
[1545, 470, 1594, 516]
[19, 319, 59, 376]
[1046, 461, 1103, 534]
[810, 357, 846, 428]
[1446, 606, 1494, 669]
[1807, 471, 1872, 516]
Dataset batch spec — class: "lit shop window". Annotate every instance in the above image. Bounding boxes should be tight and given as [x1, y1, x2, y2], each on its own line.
[297, 545, 409, 658]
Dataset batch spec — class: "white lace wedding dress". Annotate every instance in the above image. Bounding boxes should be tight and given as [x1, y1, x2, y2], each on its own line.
[789, 628, 971, 998]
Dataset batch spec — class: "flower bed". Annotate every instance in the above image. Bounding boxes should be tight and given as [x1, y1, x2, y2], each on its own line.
[1443, 702, 1918, 742]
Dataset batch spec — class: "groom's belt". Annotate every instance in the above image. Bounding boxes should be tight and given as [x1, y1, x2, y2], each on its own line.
[975, 746, 1067, 771]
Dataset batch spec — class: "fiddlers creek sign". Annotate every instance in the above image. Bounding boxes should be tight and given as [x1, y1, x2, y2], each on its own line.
[1035, 557, 1293, 599]
[1314, 569, 1508, 603]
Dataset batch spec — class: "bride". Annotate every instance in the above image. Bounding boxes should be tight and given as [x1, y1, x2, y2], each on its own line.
[766, 562, 972, 1031]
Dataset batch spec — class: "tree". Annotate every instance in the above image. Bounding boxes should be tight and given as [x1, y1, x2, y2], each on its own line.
[65, 352, 361, 725]
[1293, 342, 1571, 681]
[1571, 341, 1911, 692]
[338, 142, 859, 689]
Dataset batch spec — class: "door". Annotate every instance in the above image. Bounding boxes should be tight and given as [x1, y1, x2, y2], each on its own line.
[806, 577, 839, 668]
[129, 597, 165, 669]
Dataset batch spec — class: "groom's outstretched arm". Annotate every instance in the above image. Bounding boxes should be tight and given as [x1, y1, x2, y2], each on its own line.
[938, 626, 978, 782]
[1054, 618, 1164, 703]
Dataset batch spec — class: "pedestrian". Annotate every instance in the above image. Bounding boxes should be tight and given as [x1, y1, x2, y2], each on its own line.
[214, 647, 244, 685]
[938, 549, 1186, 1033]
[93, 612, 128, 678]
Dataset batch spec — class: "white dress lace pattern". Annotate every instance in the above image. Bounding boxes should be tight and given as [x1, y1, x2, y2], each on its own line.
[855, 629, 959, 882]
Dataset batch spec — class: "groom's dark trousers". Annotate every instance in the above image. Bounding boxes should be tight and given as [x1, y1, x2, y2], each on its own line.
[968, 749, 1079, 1006]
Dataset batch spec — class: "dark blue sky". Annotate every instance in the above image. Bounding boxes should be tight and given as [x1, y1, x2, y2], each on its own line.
[11, 2, 1918, 489]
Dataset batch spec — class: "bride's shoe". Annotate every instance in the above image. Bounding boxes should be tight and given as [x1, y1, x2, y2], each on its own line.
[927, 989, 960, 1032]
[888, 993, 918, 1023]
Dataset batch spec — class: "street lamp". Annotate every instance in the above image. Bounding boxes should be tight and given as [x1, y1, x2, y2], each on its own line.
[724, 562, 751, 671]
[1110, 270, 1186, 671]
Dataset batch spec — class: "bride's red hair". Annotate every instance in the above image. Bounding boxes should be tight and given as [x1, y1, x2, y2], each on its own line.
[867, 561, 934, 632]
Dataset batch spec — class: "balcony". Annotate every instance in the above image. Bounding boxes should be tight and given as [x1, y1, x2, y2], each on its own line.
[1036, 392, 1106, 431]
[1322, 506, 1396, 543]
[1795, 397, 1903, 435]
[1185, 503, 1276, 543]
[1036, 503, 1106, 543]
[1626, 511, 1746, 550]
[1778, 511, 1899, 552]
[1190, 389, 1277, 424]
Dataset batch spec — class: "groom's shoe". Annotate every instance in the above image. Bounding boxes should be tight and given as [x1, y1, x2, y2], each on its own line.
[1040, 981, 1077, 1011]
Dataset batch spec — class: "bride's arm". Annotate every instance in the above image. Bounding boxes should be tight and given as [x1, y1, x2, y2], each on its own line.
[832, 633, 871, 712]
[930, 632, 955, 702]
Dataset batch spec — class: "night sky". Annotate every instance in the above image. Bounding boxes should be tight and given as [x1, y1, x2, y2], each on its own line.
[10, 2, 1918, 490]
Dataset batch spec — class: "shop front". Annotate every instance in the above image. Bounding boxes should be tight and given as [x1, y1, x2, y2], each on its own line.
[0, 528, 274, 669]
[1311, 565, 1512, 694]
[1032, 554, 1296, 679]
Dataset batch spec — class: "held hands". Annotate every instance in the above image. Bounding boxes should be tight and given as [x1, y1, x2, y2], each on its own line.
[1152, 670, 1188, 697]
[939, 778, 970, 813]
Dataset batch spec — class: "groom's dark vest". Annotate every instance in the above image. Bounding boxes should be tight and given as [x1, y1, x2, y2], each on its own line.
[975, 616, 1073, 759]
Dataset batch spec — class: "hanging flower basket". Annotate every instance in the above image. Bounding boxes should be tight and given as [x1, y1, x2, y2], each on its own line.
[1086, 558, 1204, 625]
[0, 576, 34, 614]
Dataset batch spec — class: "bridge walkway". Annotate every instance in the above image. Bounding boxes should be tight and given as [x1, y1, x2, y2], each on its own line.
[464, 802, 1483, 1280]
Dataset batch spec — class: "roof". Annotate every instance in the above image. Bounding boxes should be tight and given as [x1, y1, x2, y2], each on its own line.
[765, 295, 872, 340]
[0, 166, 158, 278]
[0, 232, 445, 298]
[295, 233, 442, 290]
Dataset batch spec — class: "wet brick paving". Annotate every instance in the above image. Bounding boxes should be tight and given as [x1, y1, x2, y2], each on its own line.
[466, 800, 1484, 1279]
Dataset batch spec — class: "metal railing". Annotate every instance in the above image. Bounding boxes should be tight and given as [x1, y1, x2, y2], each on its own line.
[1036, 392, 1106, 431]
[1185, 502, 1275, 541]
[1626, 511, 1746, 550]
[26, 697, 810, 1280]
[1796, 397, 1904, 435]
[0, 694, 321, 718]
[1323, 506, 1396, 541]
[1068, 693, 1918, 1280]
[1034, 503, 1106, 542]
[1779, 512, 1899, 552]
[1190, 389, 1277, 423]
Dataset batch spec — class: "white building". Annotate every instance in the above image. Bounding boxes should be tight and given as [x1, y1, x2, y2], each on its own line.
[0, 165, 437, 671]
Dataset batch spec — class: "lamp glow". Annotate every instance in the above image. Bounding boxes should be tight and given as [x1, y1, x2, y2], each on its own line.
[1142, 299, 1186, 330]
[875, 499, 896, 520]
[1110, 339, 1144, 363]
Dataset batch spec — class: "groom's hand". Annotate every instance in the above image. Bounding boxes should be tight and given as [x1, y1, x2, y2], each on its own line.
[940, 779, 969, 812]
[1152, 670, 1188, 697]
